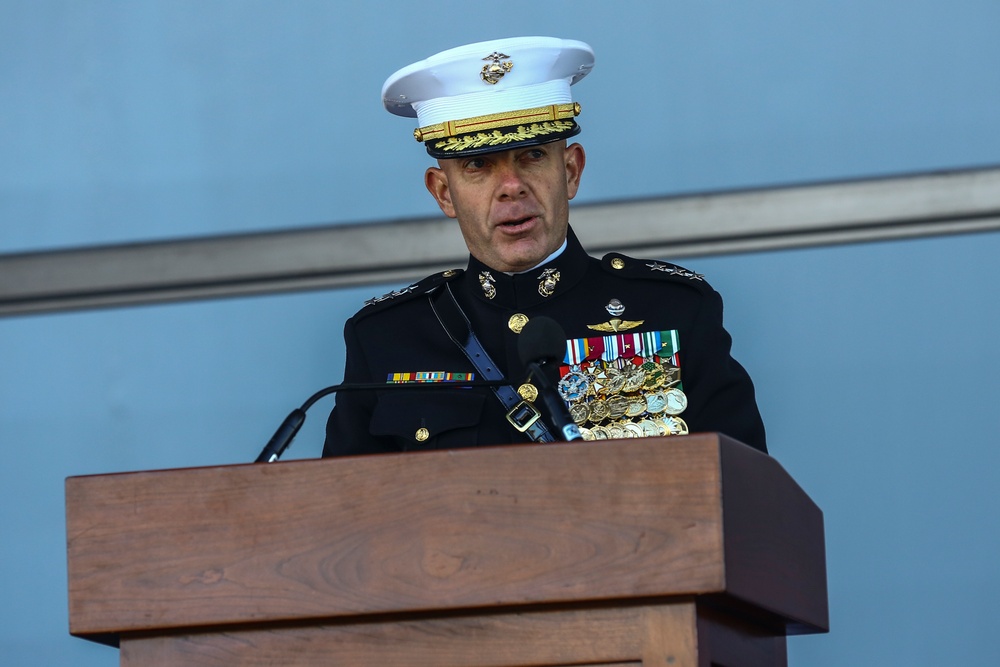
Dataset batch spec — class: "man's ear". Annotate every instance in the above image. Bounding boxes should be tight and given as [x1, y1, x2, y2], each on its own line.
[425, 166, 457, 218]
[564, 142, 586, 201]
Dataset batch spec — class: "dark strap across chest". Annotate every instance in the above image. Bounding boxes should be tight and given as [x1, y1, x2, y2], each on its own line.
[428, 284, 555, 444]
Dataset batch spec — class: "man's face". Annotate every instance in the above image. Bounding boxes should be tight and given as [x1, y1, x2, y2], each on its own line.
[424, 141, 586, 273]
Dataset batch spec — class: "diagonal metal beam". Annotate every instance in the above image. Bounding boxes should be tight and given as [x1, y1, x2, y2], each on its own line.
[2, 166, 999, 317]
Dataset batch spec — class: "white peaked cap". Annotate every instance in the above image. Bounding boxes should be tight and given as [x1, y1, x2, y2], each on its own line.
[381, 36, 595, 157]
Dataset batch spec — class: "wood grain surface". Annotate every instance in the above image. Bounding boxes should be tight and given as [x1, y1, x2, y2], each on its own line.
[66, 434, 826, 645]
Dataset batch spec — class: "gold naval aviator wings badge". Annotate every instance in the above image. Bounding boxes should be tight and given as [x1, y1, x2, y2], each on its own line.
[587, 298, 644, 332]
[587, 319, 645, 333]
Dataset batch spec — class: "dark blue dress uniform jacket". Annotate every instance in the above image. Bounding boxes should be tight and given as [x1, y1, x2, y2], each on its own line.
[323, 227, 766, 456]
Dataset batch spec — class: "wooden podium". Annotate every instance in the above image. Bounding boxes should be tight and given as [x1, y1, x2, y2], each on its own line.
[66, 434, 827, 666]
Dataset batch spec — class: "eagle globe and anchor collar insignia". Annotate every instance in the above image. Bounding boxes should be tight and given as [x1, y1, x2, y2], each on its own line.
[479, 271, 497, 299]
[463, 226, 591, 308]
[538, 268, 561, 297]
[466, 264, 568, 304]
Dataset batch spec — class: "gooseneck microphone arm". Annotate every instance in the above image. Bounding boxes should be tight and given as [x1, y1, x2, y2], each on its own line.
[517, 316, 583, 442]
[523, 360, 583, 442]
[258, 315, 581, 462]
[254, 379, 509, 463]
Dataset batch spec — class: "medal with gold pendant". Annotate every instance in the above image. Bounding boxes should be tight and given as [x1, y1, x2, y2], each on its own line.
[590, 425, 611, 440]
[569, 402, 590, 425]
[625, 396, 647, 418]
[622, 422, 644, 438]
[660, 360, 681, 388]
[607, 368, 628, 394]
[639, 419, 662, 437]
[607, 423, 627, 439]
[621, 364, 647, 393]
[662, 387, 688, 415]
[588, 397, 611, 423]
[656, 416, 689, 436]
[645, 391, 669, 415]
[641, 362, 666, 390]
[606, 395, 629, 420]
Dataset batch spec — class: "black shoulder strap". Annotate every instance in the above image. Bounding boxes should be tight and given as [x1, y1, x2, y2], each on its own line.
[429, 283, 555, 444]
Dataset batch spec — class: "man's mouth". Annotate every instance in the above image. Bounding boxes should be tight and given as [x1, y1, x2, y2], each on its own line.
[499, 216, 535, 228]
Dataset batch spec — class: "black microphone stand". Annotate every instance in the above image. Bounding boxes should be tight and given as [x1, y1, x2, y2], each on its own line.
[254, 379, 508, 463]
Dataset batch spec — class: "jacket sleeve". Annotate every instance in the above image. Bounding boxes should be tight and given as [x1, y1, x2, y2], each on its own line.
[681, 287, 767, 453]
[322, 317, 398, 457]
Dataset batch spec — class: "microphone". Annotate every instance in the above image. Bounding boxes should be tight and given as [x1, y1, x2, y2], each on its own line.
[254, 378, 507, 463]
[517, 316, 583, 442]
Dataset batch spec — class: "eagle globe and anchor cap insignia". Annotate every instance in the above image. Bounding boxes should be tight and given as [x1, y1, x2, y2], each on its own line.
[480, 51, 513, 84]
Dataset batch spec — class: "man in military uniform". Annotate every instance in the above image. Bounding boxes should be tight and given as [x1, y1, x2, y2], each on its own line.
[323, 37, 766, 456]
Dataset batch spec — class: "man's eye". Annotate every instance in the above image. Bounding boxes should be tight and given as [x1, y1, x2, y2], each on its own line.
[465, 158, 486, 169]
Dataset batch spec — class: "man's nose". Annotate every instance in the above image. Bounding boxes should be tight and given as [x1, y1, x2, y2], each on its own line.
[496, 162, 527, 199]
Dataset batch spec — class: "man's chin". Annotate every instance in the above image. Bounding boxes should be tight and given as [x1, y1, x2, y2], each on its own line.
[496, 250, 549, 273]
[492, 234, 566, 272]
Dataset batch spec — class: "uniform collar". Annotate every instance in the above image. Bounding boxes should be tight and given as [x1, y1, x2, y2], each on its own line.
[462, 226, 590, 309]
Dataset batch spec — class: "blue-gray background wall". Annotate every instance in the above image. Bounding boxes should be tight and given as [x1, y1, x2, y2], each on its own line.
[2, 2, 998, 664]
